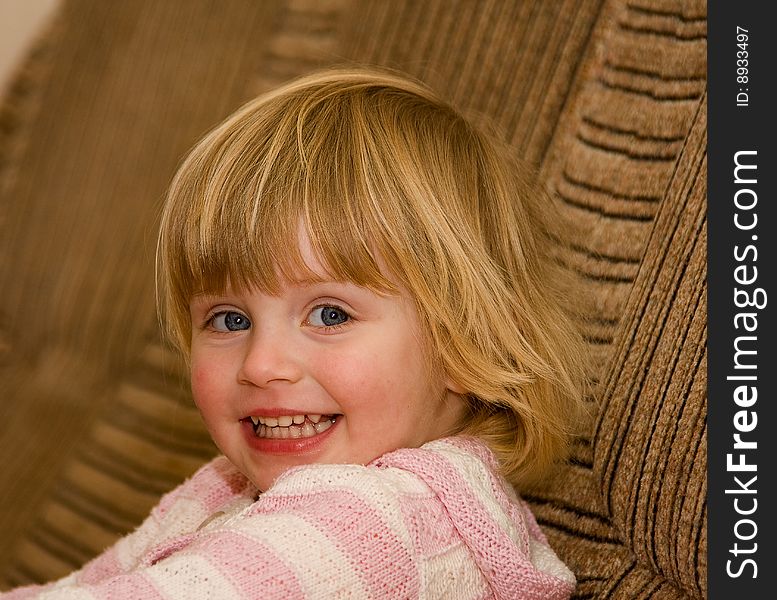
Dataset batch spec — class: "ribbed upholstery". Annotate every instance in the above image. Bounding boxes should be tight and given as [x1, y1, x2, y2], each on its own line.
[525, 2, 707, 597]
[0, 1, 707, 597]
[594, 94, 707, 599]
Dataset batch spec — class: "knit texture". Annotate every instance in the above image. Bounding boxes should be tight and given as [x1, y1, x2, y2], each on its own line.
[0, 437, 574, 600]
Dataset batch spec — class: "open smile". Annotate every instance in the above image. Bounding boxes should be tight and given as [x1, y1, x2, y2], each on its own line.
[243, 413, 339, 439]
[240, 412, 341, 455]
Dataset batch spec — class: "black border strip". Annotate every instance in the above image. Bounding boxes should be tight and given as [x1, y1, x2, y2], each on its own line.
[708, 4, 776, 597]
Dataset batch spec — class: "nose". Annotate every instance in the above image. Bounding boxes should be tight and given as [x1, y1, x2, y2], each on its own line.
[237, 330, 303, 387]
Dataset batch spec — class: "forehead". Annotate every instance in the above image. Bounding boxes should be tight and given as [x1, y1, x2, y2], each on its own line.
[295, 224, 328, 280]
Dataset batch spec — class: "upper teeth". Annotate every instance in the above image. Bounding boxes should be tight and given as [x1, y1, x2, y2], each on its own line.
[249, 414, 323, 427]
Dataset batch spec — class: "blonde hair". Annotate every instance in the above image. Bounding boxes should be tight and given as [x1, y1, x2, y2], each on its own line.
[157, 66, 588, 487]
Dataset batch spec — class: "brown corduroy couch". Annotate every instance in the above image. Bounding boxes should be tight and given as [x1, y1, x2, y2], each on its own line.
[0, 1, 706, 598]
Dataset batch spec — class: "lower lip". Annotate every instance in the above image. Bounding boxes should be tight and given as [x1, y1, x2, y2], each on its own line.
[241, 418, 339, 455]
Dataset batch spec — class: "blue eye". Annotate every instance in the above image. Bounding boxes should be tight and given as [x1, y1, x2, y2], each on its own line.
[309, 306, 350, 327]
[211, 311, 251, 332]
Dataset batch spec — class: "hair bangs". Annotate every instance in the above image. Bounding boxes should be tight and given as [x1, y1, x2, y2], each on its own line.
[169, 96, 397, 308]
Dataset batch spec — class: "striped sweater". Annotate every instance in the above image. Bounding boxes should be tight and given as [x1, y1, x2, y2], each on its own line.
[2, 437, 575, 599]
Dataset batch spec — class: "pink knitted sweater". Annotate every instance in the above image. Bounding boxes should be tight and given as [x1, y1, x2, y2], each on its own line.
[2, 437, 575, 599]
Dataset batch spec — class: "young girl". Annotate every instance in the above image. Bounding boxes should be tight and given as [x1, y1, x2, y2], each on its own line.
[3, 67, 586, 599]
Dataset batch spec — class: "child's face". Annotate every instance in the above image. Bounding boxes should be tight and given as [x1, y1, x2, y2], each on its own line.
[188, 233, 464, 492]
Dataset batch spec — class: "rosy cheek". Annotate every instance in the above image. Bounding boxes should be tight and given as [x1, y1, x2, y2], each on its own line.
[190, 362, 216, 402]
[190, 361, 206, 386]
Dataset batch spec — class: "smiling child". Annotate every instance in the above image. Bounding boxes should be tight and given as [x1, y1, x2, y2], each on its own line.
[187, 229, 464, 493]
[3, 67, 587, 599]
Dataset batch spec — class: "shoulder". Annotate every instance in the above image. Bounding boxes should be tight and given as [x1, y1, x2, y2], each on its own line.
[244, 437, 502, 578]
[255, 438, 481, 525]
[247, 437, 576, 600]
[257, 436, 504, 522]
[253, 460, 431, 543]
